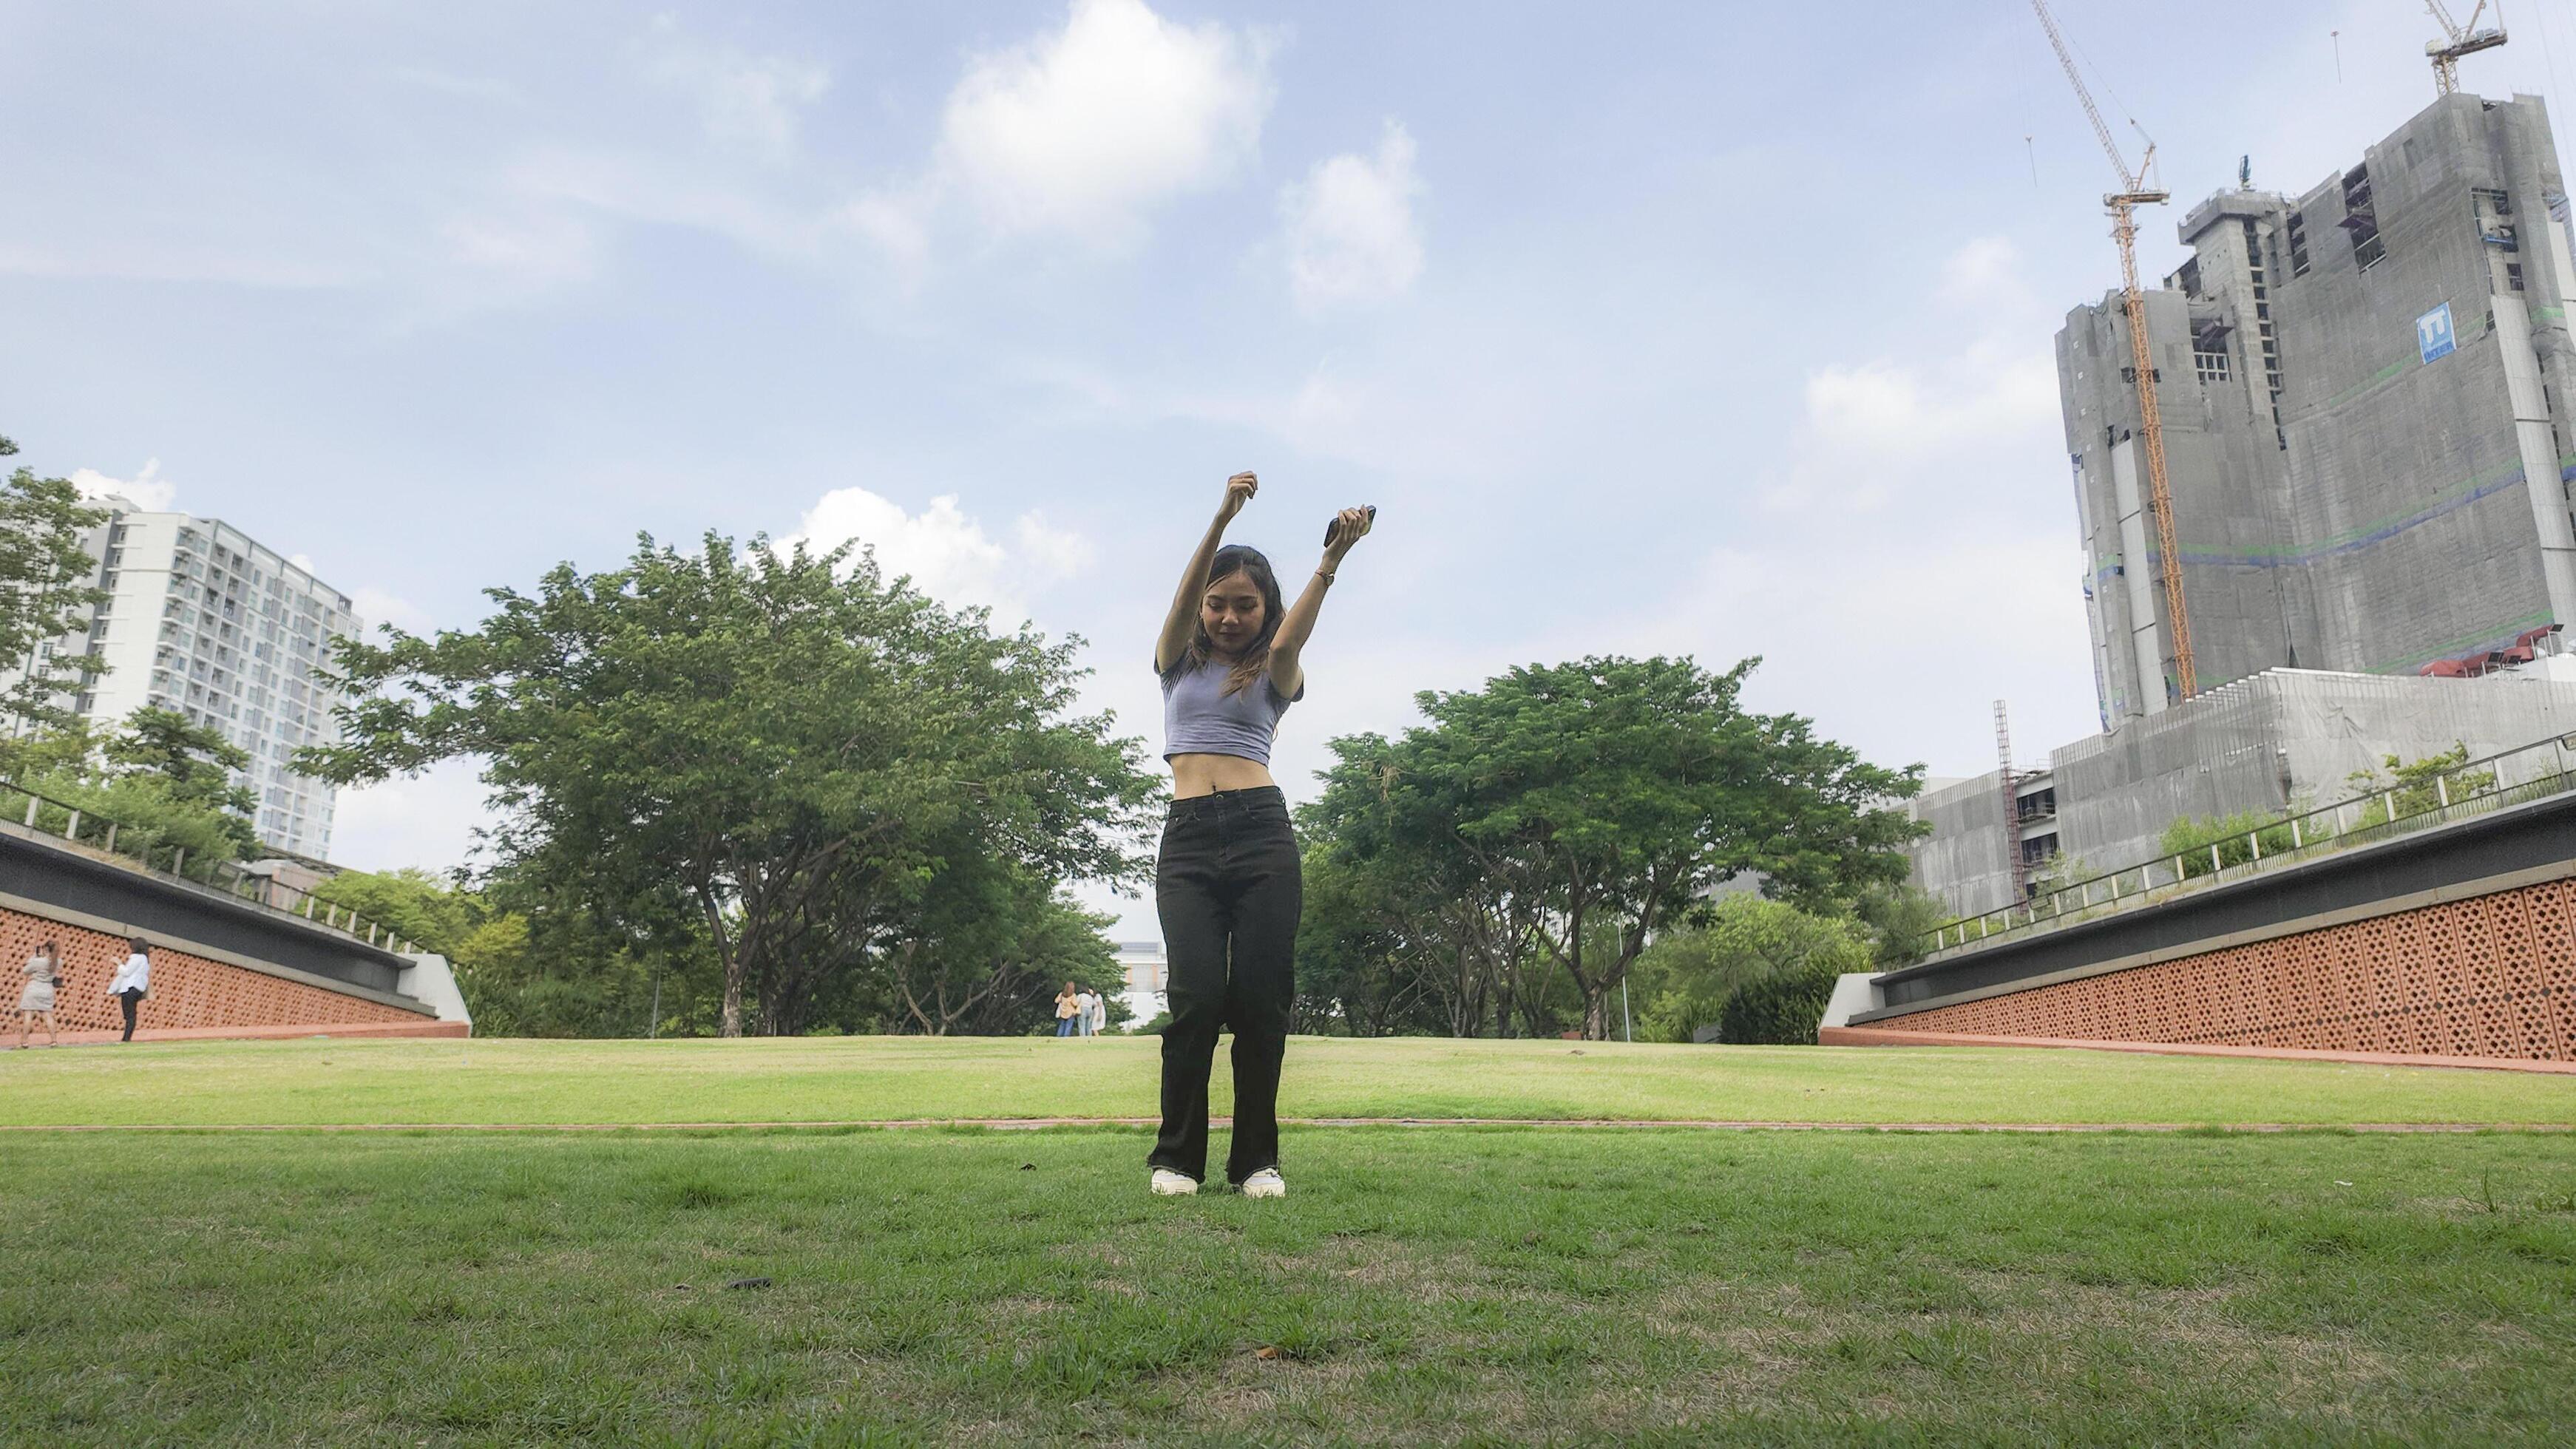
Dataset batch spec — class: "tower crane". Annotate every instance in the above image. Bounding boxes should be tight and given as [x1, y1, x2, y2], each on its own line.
[2427, 2, 2507, 97]
[2029, 0, 2195, 700]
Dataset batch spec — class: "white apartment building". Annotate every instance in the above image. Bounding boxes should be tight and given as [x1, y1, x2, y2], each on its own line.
[9, 498, 362, 858]
[1115, 941, 1169, 1025]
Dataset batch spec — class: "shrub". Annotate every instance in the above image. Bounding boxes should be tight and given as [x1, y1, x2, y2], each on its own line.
[2345, 743, 2495, 827]
[1632, 897, 1873, 1044]
[1716, 962, 1842, 1045]
[2158, 809, 2298, 880]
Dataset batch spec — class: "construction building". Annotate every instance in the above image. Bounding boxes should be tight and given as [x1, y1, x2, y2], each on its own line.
[2062, 91, 2576, 719]
[1909, 665, 2576, 916]
[1913, 89, 2576, 919]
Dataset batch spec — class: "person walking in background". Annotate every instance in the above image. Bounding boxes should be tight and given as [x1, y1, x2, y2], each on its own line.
[1088, 986, 1110, 1037]
[1076, 983, 1100, 1038]
[105, 937, 150, 1043]
[1147, 470, 1373, 1201]
[16, 939, 61, 1048]
[1054, 980, 1082, 1038]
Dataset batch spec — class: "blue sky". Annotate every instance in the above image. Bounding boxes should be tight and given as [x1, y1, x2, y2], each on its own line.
[8, 0, 2572, 941]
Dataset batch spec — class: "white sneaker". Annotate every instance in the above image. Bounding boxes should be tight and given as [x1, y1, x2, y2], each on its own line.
[1239, 1167, 1286, 1199]
[1150, 1169, 1199, 1196]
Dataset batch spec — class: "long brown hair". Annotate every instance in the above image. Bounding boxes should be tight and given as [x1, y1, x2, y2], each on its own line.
[1180, 544, 1286, 698]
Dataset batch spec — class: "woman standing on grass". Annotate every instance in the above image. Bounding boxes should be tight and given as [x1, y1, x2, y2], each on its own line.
[16, 939, 61, 1048]
[105, 937, 149, 1044]
[1148, 471, 1373, 1201]
[1054, 981, 1082, 1038]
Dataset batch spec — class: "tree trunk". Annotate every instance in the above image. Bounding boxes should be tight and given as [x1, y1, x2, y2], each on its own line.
[700, 886, 745, 1039]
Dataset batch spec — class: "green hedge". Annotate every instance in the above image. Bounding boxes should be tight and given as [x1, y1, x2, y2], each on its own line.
[1717, 963, 1840, 1045]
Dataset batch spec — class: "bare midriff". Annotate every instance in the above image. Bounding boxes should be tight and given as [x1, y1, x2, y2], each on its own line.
[1168, 752, 1278, 800]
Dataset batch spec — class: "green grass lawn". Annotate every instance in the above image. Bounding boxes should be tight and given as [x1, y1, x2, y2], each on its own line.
[2, 1034, 2571, 1127]
[6, 1039, 2572, 1444]
[4, 1127, 2574, 1445]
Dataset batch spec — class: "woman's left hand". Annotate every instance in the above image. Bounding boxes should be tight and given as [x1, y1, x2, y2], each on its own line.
[1323, 506, 1375, 559]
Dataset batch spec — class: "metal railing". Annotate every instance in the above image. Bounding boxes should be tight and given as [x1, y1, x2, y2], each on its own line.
[1919, 730, 2576, 957]
[0, 776, 417, 956]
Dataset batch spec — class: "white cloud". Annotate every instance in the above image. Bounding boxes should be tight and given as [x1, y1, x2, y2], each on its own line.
[1765, 235, 2060, 512]
[348, 586, 437, 637]
[70, 459, 178, 512]
[1281, 121, 1424, 311]
[330, 756, 494, 875]
[438, 207, 599, 288]
[853, 0, 1274, 257]
[781, 486, 1095, 626]
[636, 16, 830, 162]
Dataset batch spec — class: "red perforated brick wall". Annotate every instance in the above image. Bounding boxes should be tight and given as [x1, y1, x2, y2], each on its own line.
[2, 903, 429, 1034]
[1891, 878, 2576, 1062]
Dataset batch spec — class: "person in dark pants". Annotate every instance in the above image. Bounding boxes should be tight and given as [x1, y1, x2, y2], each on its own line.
[1147, 471, 1373, 1199]
[105, 937, 151, 1042]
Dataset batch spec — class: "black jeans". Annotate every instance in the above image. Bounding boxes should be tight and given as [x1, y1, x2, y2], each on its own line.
[117, 988, 141, 1042]
[1151, 786, 1301, 1184]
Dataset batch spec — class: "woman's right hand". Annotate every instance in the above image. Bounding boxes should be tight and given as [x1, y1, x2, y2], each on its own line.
[1218, 471, 1257, 523]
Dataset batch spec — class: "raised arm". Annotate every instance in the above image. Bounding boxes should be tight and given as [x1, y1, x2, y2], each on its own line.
[1267, 506, 1374, 699]
[1156, 472, 1257, 674]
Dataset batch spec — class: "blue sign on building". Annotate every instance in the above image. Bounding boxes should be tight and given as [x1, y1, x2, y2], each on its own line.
[2418, 302, 2457, 364]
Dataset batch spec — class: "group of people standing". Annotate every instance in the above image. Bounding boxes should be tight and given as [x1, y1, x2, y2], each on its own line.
[14, 936, 155, 1048]
[1054, 981, 1109, 1037]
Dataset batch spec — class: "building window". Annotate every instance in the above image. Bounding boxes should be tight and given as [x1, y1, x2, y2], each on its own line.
[2508, 262, 2526, 291]
[2288, 210, 2311, 276]
[2194, 348, 2232, 381]
[2343, 162, 2385, 270]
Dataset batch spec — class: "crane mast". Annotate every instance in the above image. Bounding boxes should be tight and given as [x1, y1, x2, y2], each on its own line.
[1996, 701, 2024, 904]
[2030, 0, 2195, 702]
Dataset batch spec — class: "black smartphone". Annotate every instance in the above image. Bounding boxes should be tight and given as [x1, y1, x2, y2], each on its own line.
[1324, 505, 1377, 547]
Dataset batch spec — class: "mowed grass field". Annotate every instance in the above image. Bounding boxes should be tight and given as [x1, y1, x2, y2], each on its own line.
[4, 1039, 2574, 1445]
[2, 1034, 2573, 1126]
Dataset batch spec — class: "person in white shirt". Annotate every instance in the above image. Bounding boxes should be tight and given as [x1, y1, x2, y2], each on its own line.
[1088, 989, 1109, 1036]
[1075, 986, 1100, 1038]
[105, 937, 150, 1043]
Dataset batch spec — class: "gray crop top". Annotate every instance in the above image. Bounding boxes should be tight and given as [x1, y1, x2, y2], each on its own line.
[1159, 656, 1302, 764]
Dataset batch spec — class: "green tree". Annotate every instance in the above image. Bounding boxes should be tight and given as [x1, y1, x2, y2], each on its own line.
[1363, 656, 1920, 1039]
[10, 766, 254, 875]
[5, 710, 264, 873]
[1304, 730, 1552, 1036]
[0, 433, 110, 736]
[0, 715, 98, 781]
[101, 705, 260, 855]
[880, 855, 1122, 1036]
[299, 533, 1162, 1037]
[308, 867, 481, 956]
[1852, 883, 1950, 968]
[1292, 843, 1458, 1036]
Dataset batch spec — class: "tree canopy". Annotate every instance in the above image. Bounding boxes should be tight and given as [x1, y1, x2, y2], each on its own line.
[0, 432, 109, 738]
[1300, 655, 1922, 1039]
[299, 532, 1162, 1036]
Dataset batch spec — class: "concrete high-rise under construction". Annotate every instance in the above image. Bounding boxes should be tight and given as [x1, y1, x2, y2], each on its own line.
[1905, 88, 2576, 920]
[2059, 90, 2576, 724]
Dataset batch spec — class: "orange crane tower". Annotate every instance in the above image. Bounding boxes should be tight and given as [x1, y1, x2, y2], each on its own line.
[2030, 0, 2194, 701]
